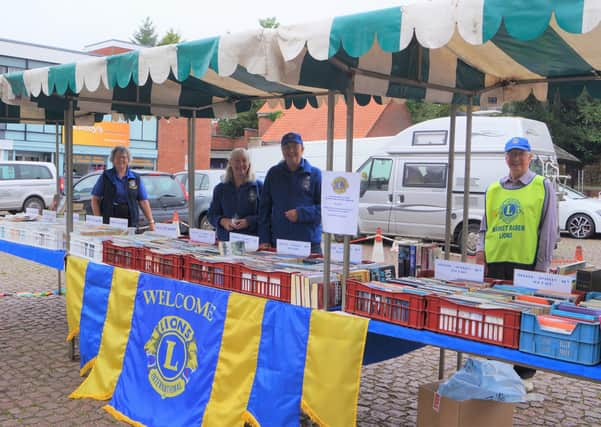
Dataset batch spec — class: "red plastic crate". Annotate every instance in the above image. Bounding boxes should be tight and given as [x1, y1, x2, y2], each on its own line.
[344, 279, 427, 329]
[182, 254, 236, 290]
[102, 240, 142, 270]
[237, 265, 293, 302]
[425, 295, 521, 348]
[139, 247, 183, 279]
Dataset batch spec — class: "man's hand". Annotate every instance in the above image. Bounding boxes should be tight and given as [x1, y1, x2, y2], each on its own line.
[284, 209, 298, 223]
[148, 222, 156, 232]
[475, 251, 485, 265]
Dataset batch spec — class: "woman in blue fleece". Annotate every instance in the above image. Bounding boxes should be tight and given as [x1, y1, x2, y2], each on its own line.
[258, 132, 322, 254]
[208, 148, 263, 241]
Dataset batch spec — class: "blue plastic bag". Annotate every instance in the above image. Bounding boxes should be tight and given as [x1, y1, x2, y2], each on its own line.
[437, 358, 526, 402]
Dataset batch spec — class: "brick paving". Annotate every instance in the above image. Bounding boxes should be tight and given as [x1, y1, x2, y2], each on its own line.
[1, 236, 601, 426]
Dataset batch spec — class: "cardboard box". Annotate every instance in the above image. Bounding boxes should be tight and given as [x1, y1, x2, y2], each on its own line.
[417, 381, 516, 427]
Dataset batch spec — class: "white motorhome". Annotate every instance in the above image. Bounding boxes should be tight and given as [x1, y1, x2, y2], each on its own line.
[249, 117, 558, 252]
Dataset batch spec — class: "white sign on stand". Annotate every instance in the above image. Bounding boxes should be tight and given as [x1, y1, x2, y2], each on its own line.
[321, 171, 360, 235]
[25, 208, 40, 216]
[86, 215, 103, 225]
[276, 239, 311, 257]
[190, 228, 215, 245]
[435, 259, 484, 283]
[331, 243, 363, 264]
[513, 269, 574, 293]
[109, 217, 129, 230]
[155, 222, 180, 238]
[229, 232, 259, 252]
[42, 209, 57, 222]
[73, 213, 81, 223]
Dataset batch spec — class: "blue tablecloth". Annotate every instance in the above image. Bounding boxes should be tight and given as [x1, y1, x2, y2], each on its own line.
[368, 319, 601, 382]
[0, 239, 66, 270]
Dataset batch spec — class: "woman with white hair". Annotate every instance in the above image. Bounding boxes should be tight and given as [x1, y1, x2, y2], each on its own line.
[208, 148, 263, 241]
[91, 145, 155, 231]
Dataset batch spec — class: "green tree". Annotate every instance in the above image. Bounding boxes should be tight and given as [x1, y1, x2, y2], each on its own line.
[132, 17, 158, 47]
[405, 100, 451, 124]
[158, 29, 182, 46]
[258, 17, 279, 29]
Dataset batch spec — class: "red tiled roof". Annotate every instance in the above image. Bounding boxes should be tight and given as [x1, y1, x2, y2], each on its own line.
[259, 97, 393, 143]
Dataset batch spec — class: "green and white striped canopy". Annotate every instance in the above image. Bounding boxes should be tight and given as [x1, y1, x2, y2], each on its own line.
[1, 0, 600, 123]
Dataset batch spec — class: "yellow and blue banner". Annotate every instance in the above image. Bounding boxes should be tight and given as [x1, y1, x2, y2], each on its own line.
[67, 257, 368, 426]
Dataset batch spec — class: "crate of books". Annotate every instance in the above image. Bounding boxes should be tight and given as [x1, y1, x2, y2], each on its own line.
[139, 247, 184, 280]
[102, 240, 143, 270]
[237, 265, 293, 303]
[70, 234, 107, 262]
[519, 311, 601, 365]
[425, 295, 521, 348]
[182, 255, 237, 290]
[345, 279, 427, 329]
[290, 271, 342, 309]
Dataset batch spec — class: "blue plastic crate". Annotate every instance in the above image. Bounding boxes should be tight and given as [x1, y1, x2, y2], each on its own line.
[519, 312, 601, 365]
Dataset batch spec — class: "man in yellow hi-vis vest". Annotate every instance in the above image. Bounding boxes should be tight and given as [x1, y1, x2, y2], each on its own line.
[476, 136, 559, 390]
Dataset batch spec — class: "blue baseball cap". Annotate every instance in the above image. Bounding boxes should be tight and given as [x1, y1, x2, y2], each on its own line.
[504, 137, 531, 152]
[281, 132, 303, 146]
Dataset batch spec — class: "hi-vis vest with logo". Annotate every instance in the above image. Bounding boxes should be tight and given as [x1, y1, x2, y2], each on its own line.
[484, 175, 545, 265]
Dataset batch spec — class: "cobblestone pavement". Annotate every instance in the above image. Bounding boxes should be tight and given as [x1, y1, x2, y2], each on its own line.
[1, 236, 601, 426]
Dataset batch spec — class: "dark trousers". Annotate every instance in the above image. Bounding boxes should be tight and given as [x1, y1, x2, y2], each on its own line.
[486, 261, 537, 380]
[311, 243, 323, 256]
[112, 203, 132, 226]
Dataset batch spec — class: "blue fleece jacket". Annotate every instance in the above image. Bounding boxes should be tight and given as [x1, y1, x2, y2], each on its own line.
[258, 158, 321, 245]
[208, 180, 263, 241]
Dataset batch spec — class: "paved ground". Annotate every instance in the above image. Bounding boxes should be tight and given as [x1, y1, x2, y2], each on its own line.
[1, 235, 601, 426]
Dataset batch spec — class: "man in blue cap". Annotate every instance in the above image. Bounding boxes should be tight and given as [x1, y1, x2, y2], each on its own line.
[258, 132, 322, 254]
[476, 136, 559, 390]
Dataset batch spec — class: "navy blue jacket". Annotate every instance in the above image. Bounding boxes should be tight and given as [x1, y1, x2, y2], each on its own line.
[258, 158, 321, 245]
[91, 168, 147, 227]
[208, 180, 263, 241]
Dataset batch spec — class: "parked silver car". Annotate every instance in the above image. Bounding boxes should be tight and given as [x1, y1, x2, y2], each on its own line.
[174, 169, 225, 229]
[0, 161, 57, 212]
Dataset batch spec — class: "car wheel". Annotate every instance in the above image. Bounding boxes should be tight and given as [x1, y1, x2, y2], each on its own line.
[23, 196, 45, 213]
[199, 214, 214, 230]
[567, 213, 595, 239]
[456, 222, 480, 256]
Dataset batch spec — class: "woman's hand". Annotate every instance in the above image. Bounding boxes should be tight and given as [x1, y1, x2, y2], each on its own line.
[148, 221, 156, 232]
[232, 218, 249, 230]
[219, 217, 235, 231]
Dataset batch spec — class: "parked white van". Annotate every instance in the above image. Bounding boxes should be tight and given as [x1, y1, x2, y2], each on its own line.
[249, 116, 559, 252]
[355, 116, 558, 252]
[0, 161, 57, 212]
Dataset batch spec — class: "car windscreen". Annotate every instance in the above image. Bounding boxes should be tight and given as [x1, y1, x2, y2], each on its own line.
[141, 175, 184, 199]
[560, 185, 587, 200]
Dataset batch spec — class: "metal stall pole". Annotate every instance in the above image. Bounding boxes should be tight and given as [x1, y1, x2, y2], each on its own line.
[187, 112, 196, 230]
[64, 100, 76, 360]
[439, 104, 457, 379]
[457, 96, 473, 370]
[341, 75, 355, 310]
[322, 92, 335, 310]
[55, 123, 62, 295]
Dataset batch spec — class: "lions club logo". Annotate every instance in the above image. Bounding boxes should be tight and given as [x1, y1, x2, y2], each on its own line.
[128, 178, 138, 190]
[248, 189, 257, 203]
[302, 176, 311, 191]
[498, 199, 522, 224]
[145, 316, 198, 398]
[331, 177, 349, 194]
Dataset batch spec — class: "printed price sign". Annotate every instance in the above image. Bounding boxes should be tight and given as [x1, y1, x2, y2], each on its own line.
[435, 259, 484, 283]
[25, 208, 40, 216]
[513, 269, 574, 293]
[229, 233, 259, 252]
[276, 239, 311, 257]
[190, 228, 215, 244]
[86, 215, 103, 225]
[42, 209, 57, 222]
[155, 222, 179, 238]
[331, 243, 363, 264]
[109, 217, 128, 230]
